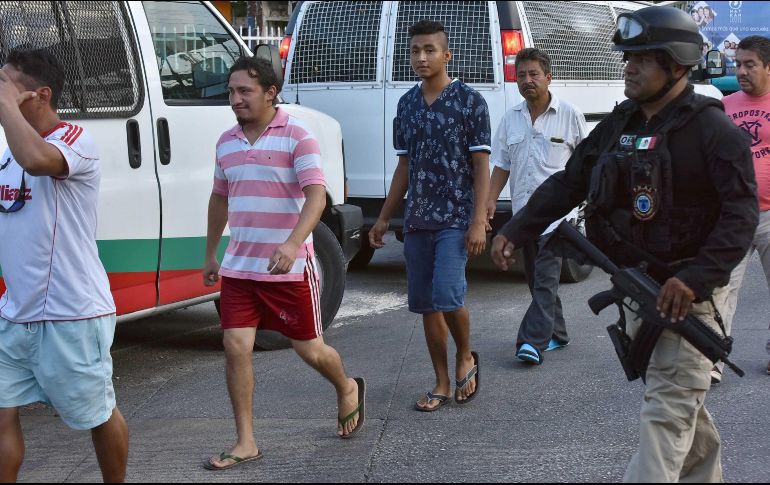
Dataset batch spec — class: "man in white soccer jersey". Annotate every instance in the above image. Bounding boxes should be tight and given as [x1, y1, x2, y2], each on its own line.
[0, 48, 128, 483]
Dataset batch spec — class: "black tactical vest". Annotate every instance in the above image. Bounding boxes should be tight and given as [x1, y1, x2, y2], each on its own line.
[585, 94, 724, 271]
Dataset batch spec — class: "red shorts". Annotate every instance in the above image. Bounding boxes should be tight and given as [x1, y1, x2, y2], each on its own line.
[219, 267, 323, 341]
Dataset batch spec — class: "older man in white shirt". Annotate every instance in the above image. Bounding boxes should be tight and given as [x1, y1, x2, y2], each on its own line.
[487, 48, 587, 365]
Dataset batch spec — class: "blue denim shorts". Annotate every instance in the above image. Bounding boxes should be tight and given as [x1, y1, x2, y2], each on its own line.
[403, 228, 468, 314]
[0, 315, 117, 430]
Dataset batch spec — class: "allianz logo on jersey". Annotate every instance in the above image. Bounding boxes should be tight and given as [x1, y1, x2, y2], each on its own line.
[0, 158, 31, 202]
[0, 185, 31, 202]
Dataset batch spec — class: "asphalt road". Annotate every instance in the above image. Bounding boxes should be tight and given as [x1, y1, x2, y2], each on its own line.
[17, 235, 770, 482]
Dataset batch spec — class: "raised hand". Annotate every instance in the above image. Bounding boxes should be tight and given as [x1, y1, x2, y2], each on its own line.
[0, 69, 37, 110]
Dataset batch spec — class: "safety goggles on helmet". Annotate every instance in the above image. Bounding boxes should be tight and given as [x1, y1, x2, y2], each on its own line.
[612, 13, 650, 45]
[612, 7, 704, 68]
[612, 12, 702, 48]
[614, 15, 647, 44]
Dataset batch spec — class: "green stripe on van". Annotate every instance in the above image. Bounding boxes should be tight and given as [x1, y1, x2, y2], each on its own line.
[97, 237, 229, 273]
[97, 239, 160, 273]
[0, 237, 229, 277]
[159, 236, 229, 271]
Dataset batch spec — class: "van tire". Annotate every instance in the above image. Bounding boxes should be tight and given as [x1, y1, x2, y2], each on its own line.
[348, 231, 375, 271]
[560, 258, 593, 283]
[253, 222, 347, 350]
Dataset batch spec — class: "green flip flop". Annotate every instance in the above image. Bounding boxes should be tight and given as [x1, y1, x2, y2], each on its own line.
[203, 450, 264, 471]
[338, 377, 366, 439]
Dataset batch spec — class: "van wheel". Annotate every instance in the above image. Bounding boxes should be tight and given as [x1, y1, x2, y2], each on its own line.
[255, 222, 347, 351]
[560, 259, 593, 283]
[348, 231, 375, 271]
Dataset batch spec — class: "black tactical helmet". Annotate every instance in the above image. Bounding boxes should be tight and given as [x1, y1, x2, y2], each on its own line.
[612, 6, 703, 67]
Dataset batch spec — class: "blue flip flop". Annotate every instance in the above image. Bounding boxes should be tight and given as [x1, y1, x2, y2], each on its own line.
[517, 343, 542, 365]
[544, 338, 569, 352]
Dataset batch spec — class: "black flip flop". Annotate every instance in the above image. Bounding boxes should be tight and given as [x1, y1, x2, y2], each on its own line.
[455, 351, 479, 405]
[339, 377, 366, 439]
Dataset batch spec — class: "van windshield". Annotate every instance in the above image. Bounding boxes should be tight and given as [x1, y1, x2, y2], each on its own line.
[144, 1, 243, 102]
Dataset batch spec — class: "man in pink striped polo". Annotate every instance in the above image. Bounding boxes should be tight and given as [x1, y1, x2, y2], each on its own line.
[203, 57, 365, 471]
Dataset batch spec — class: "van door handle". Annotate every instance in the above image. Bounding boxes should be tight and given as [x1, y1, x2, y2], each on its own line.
[392, 117, 398, 150]
[157, 118, 171, 165]
[126, 119, 141, 169]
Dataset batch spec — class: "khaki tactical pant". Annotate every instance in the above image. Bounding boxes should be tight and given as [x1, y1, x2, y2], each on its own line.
[621, 286, 727, 483]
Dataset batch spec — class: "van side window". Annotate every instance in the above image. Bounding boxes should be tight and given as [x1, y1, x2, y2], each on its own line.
[522, 1, 624, 80]
[143, 1, 243, 103]
[392, 2, 494, 84]
[0, 1, 144, 119]
[290, 1, 382, 84]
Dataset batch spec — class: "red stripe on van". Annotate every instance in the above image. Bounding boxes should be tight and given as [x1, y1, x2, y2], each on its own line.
[158, 269, 220, 306]
[1, 271, 222, 320]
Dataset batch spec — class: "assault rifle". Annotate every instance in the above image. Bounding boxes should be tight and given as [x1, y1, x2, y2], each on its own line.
[554, 220, 744, 380]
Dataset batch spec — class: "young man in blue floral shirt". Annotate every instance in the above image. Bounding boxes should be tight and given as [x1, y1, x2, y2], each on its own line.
[370, 20, 491, 411]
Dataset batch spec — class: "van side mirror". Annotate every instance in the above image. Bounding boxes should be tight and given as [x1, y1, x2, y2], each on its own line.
[255, 44, 284, 88]
[690, 49, 727, 82]
[705, 49, 726, 79]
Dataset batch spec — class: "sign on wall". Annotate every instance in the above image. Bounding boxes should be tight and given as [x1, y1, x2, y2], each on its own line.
[685, 1, 770, 92]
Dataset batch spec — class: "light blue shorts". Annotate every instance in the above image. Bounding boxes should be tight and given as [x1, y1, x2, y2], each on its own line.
[0, 315, 117, 430]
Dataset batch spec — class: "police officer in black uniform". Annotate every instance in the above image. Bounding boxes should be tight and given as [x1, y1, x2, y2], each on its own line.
[491, 6, 757, 482]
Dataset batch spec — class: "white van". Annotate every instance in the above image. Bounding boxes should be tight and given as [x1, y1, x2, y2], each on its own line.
[279, 0, 723, 279]
[0, 1, 362, 349]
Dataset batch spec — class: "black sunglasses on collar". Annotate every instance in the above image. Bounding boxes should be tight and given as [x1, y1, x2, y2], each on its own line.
[0, 158, 27, 214]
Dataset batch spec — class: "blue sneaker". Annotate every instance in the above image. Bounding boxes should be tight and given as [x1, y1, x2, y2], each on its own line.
[516, 343, 542, 365]
[544, 338, 569, 352]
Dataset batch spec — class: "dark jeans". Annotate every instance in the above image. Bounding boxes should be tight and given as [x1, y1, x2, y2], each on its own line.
[518, 235, 569, 352]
